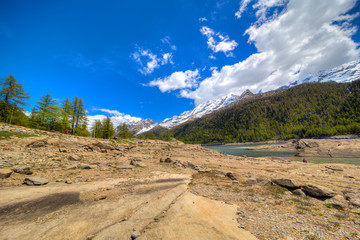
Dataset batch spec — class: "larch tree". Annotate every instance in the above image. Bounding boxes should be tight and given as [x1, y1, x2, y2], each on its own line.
[0, 74, 30, 123]
[102, 117, 115, 139]
[36, 93, 56, 112]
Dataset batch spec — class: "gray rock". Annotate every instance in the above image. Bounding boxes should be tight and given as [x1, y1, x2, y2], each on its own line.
[0, 169, 13, 178]
[59, 148, 67, 153]
[23, 176, 49, 186]
[11, 165, 33, 175]
[164, 158, 172, 163]
[68, 155, 80, 161]
[187, 162, 198, 170]
[272, 178, 301, 188]
[325, 165, 343, 171]
[344, 192, 360, 207]
[116, 165, 134, 170]
[65, 178, 72, 184]
[324, 195, 348, 209]
[78, 164, 92, 169]
[302, 184, 336, 197]
[291, 189, 306, 197]
[136, 162, 146, 168]
[131, 231, 141, 239]
[256, 178, 272, 186]
[226, 172, 237, 181]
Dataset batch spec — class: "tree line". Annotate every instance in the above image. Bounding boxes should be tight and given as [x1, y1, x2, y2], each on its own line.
[170, 80, 360, 144]
[0, 74, 154, 140]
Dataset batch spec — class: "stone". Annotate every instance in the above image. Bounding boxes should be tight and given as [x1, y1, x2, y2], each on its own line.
[325, 165, 343, 171]
[0, 169, 13, 178]
[23, 177, 49, 186]
[324, 195, 348, 209]
[131, 231, 141, 239]
[65, 178, 72, 184]
[291, 189, 306, 197]
[255, 178, 272, 186]
[68, 155, 80, 161]
[226, 172, 237, 181]
[78, 164, 92, 169]
[26, 140, 48, 148]
[136, 162, 146, 168]
[159, 158, 164, 163]
[116, 165, 134, 170]
[187, 162, 198, 170]
[59, 148, 67, 153]
[301, 184, 336, 197]
[56, 179, 63, 182]
[164, 158, 172, 163]
[11, 165, 33, 175]
[344, 192, 360, 207]
[272, 178, 301, 188]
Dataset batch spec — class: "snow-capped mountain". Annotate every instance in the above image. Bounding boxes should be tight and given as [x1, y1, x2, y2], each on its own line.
[281, 59, 360, 88]
[127, 119, 155, 133]
[159, 90, 253, 129]
[136, 89, 253, 134]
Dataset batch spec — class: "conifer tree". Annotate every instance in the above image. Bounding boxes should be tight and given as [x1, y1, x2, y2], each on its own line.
[117, 123, 132, 139]
[102, 117, 114, 139]
[36, 93, 56, 111]
[0, 74, 30, 123]
[91, 120, 103, 138]
[71, 97, 86, 131]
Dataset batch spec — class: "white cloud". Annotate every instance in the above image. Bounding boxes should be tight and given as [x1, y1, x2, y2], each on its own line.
[88, 109, 142, 128]
[148, 70, 200, 92]
[131, 47, 174, 75]
[200, 26, 238, 57]
[199, 17, 208, 22]
[161, 36, 177, 51]
[184, 0, 360, 105]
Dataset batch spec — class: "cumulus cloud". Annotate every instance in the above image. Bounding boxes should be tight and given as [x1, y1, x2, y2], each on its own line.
[88, 108, 142, 128]
[200, 26, 238, 57]
[183, 0, 360, 105]
[199, 17, 208, 22]
[131, 47, 174, 75]
[148, 70, 200, 92]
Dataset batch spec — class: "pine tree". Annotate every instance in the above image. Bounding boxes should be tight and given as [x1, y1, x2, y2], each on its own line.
[71, 97, 86, 131]
[36, 93, 56, 111]
[102, 117, 114, 139]
[117, 123, 132, 139]
[91, 120, 103, 138]
[0, 74, 30, 123]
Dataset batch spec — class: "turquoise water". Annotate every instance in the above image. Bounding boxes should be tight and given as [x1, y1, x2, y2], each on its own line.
[205, 143, 298, 157]
[205, 143, 360, 165]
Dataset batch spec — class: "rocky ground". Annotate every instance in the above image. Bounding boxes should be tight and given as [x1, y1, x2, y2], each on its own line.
[0, 123, 359, 240]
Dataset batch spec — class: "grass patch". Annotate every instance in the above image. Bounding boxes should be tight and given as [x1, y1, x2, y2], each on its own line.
[265, 185, 286, 199]
[0, 130, 34, 139]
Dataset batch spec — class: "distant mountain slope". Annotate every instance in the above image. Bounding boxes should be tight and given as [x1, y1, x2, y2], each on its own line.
[281, 60, 360, 89]
[171, 80, 360, 144]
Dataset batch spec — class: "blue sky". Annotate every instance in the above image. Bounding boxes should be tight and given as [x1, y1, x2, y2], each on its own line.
[0, 0, 359, 123]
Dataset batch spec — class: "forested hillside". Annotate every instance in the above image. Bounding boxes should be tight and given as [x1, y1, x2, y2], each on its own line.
[171, 80, 360, 144]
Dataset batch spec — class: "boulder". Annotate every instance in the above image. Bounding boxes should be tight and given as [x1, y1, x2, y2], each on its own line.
[226, 172, 237, 181]
[291, 189, 306, 197]
[324, 195, 348, 209]
[26, 139, 48, 148]
[272, 178, 301, 188]
[301, 184, 336, 197]
[11, 165, 33, 175]
[135, 162, 147, 168]
[131, 231, 141, 239]
[0, 169, 13, 178]
[256, 178, 272, 186]
[325, 165, 343, 171]
[68, 155, 80, 161]
[343, 192, 360, 207]
[164, 158, 172, 163]
[23, 177, 49, 186]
